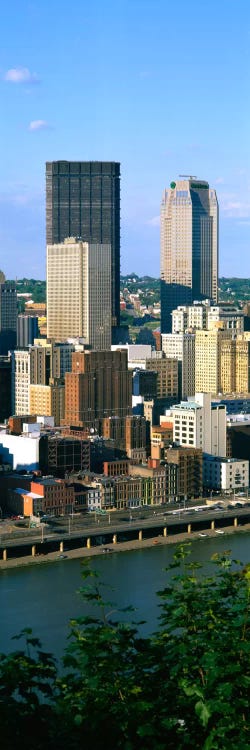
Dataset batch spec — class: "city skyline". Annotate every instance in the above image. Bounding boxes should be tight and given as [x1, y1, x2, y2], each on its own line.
[0, 0, 249, 279]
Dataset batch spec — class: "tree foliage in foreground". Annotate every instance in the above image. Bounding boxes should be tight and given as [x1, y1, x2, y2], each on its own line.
[0, 545, 249, 750]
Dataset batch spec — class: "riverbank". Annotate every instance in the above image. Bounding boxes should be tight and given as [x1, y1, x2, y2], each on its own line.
[0, 522, 250, 571]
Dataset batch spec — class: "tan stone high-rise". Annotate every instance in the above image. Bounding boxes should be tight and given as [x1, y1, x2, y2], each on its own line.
[196, 332, 250, 396]
[236, 333, 250, 392]
[220, 338, 236, 394]
[195, 329, 233, 394]
[47, 238, 112, 350]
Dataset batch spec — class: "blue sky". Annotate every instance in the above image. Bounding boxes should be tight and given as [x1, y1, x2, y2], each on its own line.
[0, 0, 249, 280]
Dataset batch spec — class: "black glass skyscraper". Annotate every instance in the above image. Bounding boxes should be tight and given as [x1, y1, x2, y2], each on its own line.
[46, 161, 120, 325]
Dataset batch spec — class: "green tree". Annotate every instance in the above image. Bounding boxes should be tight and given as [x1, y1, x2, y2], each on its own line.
[0, 547, 249, 749]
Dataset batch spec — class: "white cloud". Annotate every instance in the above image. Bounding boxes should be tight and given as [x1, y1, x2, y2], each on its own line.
[215, 177, 224, 184]
[139, 70, 151, 78]
[0, 186, 43, 206]
[28, 120, 50, 131]
[4, 67, 39, 84]
[220, 194, 250, 219]
[146, 215, 160, 226]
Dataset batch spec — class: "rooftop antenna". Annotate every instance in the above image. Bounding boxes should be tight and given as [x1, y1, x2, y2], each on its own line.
[179, 175, 197, 179]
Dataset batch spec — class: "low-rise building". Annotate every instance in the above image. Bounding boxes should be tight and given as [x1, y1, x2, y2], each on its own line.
[129, 461, 167, 505]
[226, 415, 250, 460]
[203, 454, 249, 493]
[103, 460, 129, 476]
[40, 433, 90, 477]
[5, 476, 75, 517]
[0, 428, 41, 471]
[165, 446, 203, 501]
[84, 478, 115, 511]
[150, 423, 173, 460]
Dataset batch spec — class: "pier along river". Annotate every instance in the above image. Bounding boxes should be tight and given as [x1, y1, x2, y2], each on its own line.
[1, 531, 249, 662]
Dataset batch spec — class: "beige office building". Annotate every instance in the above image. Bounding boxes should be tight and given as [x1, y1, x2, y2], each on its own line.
[215, 333, 250, 395]
[195, 331, 250, 397]
[29, 380, 65, 425]
[47, 238, 112, 350]
[195, 329, 233, 395]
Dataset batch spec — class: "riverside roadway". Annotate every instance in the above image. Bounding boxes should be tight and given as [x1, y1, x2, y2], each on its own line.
[1, 504, 250, 549]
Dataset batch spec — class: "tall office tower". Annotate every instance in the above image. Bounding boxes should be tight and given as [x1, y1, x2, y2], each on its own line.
[46, 161, 120, 326]
[17, 315, 39, 348]
[160, 178, 218, 333]
[0, 279, 17, 354]
[64, 350, 132, 427]
[47, 238, 112, 350]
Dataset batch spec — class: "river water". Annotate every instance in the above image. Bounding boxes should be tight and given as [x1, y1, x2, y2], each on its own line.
[1, 532, 249, 662]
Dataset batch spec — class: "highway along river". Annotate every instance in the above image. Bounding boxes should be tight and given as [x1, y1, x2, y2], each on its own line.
[0, 532, 249, 662]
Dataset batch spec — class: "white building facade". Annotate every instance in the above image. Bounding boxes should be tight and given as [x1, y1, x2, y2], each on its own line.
[171, 302, 244, 334]
[203, 454, 249, 492]
[172, 392, 227, 457]
[0, 431, 40, 470]
[111, 344, 162, 370]
[11, 349, 31, 415]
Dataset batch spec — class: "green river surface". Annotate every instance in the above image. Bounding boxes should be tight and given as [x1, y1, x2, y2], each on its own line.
[1, 532, 249, 662]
